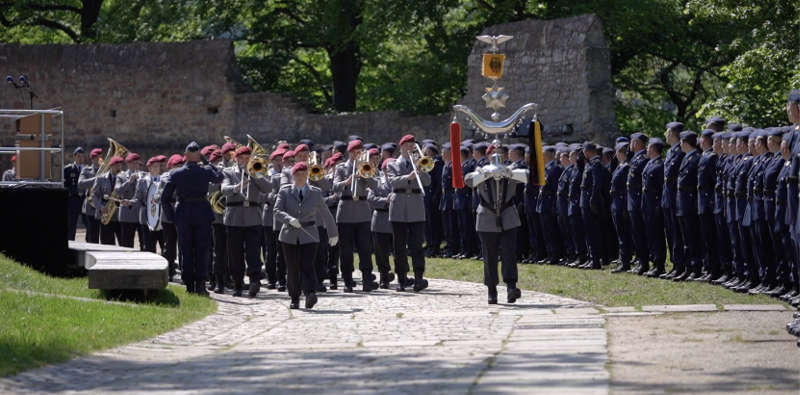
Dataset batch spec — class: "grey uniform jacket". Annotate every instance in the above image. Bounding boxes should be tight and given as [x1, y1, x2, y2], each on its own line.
[116, 170, 141, 223]
[274, 184, 339, 244]
[367, 174, 393, 234]
[385, 155, 430, 223]
[464, 173, 522, 232]
[133, 174, 160, 225]
[332, 160, 378, 223]
[310, 177, 333, 226]
[221, 166, 271, 227]
[2, 168, 14, 181]
[92, 172, 121, 221]
[266, 170, 283, 228]
[160, 172, 176, 224]
[78, 165, 98, 217]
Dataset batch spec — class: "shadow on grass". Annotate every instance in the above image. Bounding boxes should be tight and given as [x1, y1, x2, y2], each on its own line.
[100, 289, 180, 307]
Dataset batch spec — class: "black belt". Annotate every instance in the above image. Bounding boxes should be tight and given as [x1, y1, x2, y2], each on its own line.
[179, 197, 207, 203]
[300, 221, 315, 227]
[375, 208, 388, 212]
[226, 201, 261, 207]
[393, 188, 422, 194]
[341, 195, 366, 201]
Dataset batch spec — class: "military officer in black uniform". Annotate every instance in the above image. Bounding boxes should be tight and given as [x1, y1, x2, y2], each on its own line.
[579, 143, 611, 269]
[627, 133, 650, 274]
[610, 142, 633, 273]
[64, 147, 86, 240]
[697, 129, 720, 281]
[536, 146, 564, 265]
[675, 131, 702, 280]
[161, 142, 223, 295]
[642, 138, 666, 276]
[661, 123, 686, 279]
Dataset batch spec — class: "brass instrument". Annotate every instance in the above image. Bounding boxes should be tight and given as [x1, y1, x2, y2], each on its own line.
[91, 138, 130, 226]
[209, 190, 225, 215]
[358, 154, 377, 178]
[309, 151, 324, 182]
[100, 193, 123, 225]
[350, 150, 375, 200]
[412, 143, 434, 173]
[246, 134, 269, 178]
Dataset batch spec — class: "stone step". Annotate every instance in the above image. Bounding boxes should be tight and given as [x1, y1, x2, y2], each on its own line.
[83, 249, 168, 290]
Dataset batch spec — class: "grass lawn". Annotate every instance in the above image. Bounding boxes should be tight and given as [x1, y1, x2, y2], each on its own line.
[424, 257, 786, 308]
[0, 254, 216, 377]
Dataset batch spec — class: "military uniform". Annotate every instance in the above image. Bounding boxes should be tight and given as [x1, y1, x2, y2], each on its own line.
[712, 136, 732, 283]
[1, 166, 14, 181]
[642, 153, 666, 273]
[367, 172, 396, 288]
[455, 153, 478, 258]
[116, 169, 141, 248]
[697, 146, 719, 279]
[310, 175, 334, 290]
[610, 158, 633, 271]
[661, 143, 686, 278]
[386, 154, 431, 291]
[161, 156, 223, 294]
[266, 168, 287, 289]
[424, 155, 444, 256]
[209, 162, 228, 292]
[556, 162, 574, 262]
[579, 154, 611, 269]
[733, 147, 755, 290]
[566, 160, 587, 266]
[63, 160, 84, 240]
[332, 158, 378, 291]
[536, 158, 564, 264]
[78, 164, 100, 243]
[627, 148, 649, 273]
[160, 169, 180, 279]
[439, 159, 460, 257]
[274, 181, 339, 308]
[676, 147, 701, 279]
[464, 162, 527, 304]
[222, 164, 271, 296]
[92, 170, 121, 245]
[133, 171, 163, 253]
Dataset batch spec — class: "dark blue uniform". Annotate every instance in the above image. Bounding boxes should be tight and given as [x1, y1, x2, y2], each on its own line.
[775, 158, 794, 291]
[162, 161, 223, 292]
[456, 157, 478, 257]
[511, 159, 530, 260]
[439, 161, 460, 256]
[525, 179, 546, 262]
[556, 164, 574, 261]
[567, 162, 587, 264]
[661, 144, 685, 274]
[676, 149, 701, 277]
[424, 156, 444, 255]
[724, 153, 743, 281]
[536, 159, 564, 262]
[580, 156, 610, 267]
[713, 153, 732, 279]
[627, 149, 649, 269]
[642, 156, 666, 270]
[610, 161, 633, 268]
[733, 153, 754, 283]
[745, 152, 773, 287]
[762, 154, 784, 288]
[697, 148, 719, 278]
[64, 162, 84, 241]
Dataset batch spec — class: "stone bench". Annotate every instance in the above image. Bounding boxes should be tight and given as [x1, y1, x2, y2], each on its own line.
[69, 241, 168, 290]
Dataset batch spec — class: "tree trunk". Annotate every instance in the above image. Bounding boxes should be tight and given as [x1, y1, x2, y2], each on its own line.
[328, 42, 360, 112]
[80, 0, 104, 39]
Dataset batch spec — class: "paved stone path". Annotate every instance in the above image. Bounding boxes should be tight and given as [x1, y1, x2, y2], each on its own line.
[0, 277, 608, 394]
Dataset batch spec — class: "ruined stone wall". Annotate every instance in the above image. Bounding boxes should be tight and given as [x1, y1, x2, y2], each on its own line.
[0, 13, 616, 166]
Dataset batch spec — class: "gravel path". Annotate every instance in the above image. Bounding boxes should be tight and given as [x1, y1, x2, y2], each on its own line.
[0, 277, 609, 394]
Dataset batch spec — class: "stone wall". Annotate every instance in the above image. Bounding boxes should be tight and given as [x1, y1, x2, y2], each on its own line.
[460, 14, 617, 143]
[0, 13, 616, 164]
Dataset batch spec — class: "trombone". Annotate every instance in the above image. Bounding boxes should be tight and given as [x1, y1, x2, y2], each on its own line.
[408, 143, 433, 196]
[350, 151, 376, 200]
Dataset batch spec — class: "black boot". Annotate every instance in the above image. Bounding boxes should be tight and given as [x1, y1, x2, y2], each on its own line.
[362, 271, 379, 292]
[329, 276, 338, 290]
[195, 280, 209, 297]
[413, 273, 429, 292]
[214, 274, 225, 294]
[248, 277, 261, 298]
[507, 284, 521, 303]
[207, 277, 216, 291]
[185, 279, 196, 294]
[488, 286, 498, 304]
[396, 274, 408, 292]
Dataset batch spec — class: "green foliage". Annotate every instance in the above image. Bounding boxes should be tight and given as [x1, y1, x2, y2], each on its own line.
[1, 0, 798, 128]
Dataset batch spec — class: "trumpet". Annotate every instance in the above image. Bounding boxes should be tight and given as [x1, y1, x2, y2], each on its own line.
[309, 151, 324, 182]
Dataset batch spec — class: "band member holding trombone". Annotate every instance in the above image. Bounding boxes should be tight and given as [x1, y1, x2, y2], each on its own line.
[161, 142, 223, 295]
[222, 146, 272, 297]
[333, 140, 379, 292]
[386, 134, 431, 292]
[274, 162, 339, 309]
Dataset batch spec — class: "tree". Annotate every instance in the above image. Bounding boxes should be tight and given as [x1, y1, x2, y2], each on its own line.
[0, 0, 104, 42]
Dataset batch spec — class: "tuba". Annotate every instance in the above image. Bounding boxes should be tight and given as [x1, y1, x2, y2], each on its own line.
[246, 134, 268, 178]
[208, 190, 225, 215]
[94, 138, 130, 225]
[309, 151, 324, 182]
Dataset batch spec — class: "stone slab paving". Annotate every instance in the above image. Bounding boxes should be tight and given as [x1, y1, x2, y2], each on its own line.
[722, 304, 789, 311]
[641, 304, 718, 313]
[0, 278, 608, 395]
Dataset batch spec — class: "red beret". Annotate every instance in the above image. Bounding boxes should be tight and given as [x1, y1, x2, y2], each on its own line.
[399, 134, 415, 146]
[283, 150, 296, 160]
[125, 153, 140, 162]
[209, 149, 223, 162]
[347, 140, 363, 152]
[90, 148, 103, 158]
[381, 158, 394, 170]
[146, 156, 161, 167]
[201, 145, 215, 156]
[11, 155, 16, 163]
[323, 158, 334, 168]
[331, 152, 343, 160]
[270, 149, 286, 160]
[368, 148, 379, 156]
[154, 155, 168, 163]
[221, 142, 237, 153]
[108, 156, 124, 166]
[294, 144, 309, 153]
[167, 154, 185, 168]
[235, 146, 252, 157]
[277, 143, 290, 150]
[291, 161, 308, 174]
[486, 144, 494, 155]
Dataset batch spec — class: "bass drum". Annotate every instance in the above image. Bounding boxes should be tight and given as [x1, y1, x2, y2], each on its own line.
[146, 181, 162, 231]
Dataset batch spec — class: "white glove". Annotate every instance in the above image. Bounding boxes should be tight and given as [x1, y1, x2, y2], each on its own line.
[289, 218, 302, 228]
[328, 236, 339, 246]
